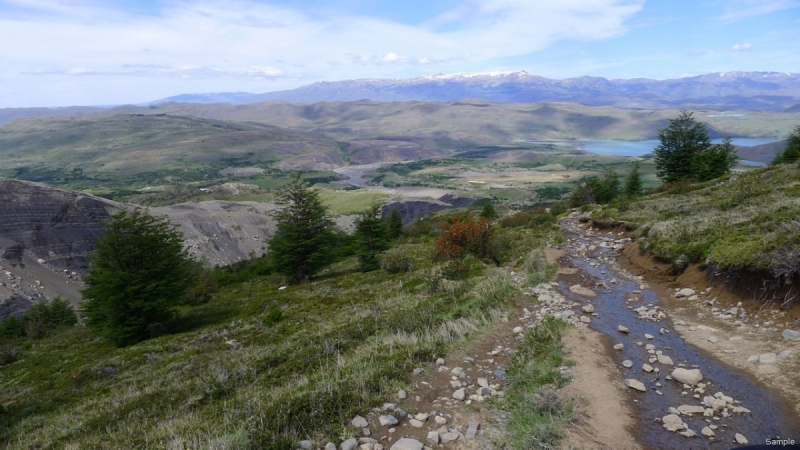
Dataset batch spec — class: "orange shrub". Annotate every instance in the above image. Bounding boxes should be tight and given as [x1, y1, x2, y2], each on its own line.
[432, 213, 494, 261]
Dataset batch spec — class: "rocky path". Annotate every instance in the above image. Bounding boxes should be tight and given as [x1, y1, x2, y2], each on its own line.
[556, 214, 800, 449]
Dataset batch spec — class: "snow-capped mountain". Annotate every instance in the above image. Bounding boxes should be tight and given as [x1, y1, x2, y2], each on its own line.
[150, 71, 800, 111]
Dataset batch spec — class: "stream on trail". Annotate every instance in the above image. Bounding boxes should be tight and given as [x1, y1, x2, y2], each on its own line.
[556, 215, 800, 449]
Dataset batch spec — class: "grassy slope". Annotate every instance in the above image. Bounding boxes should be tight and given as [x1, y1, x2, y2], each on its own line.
[0, 223, 562, 449]
[593, 163, 800, 276]
[0, 114, 344, 177]
[123, 101, 800, 144]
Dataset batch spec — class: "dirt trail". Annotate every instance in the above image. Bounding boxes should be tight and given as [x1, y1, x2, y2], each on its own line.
[555, 214, 800, 449]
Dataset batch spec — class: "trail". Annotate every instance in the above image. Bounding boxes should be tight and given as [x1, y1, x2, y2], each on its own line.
[555, 214, 800, 449]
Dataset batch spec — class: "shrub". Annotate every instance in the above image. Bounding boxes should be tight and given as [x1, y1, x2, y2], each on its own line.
[0, 298, 78, 341]
[0, 346, 21, 366]
[432, 213, 494, 262]
[378, 247, 415, 274]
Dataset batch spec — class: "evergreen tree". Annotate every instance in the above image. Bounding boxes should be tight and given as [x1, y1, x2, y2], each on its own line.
[268, 173, 335, 283]
[354, 204, 390, 272]
[654, 111, 711, 182]
[692, 137, 738, 181]
[623, 160, 643, 197]
[479, 202, 498, 220]
[81, 209, 195, 347]
[386, 208, 403, 239]
[772, 126, 800, 165]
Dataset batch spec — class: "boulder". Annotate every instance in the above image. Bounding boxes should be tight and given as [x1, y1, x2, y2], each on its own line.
[782, 329, 800, 341]
[671, 368, 703, 386]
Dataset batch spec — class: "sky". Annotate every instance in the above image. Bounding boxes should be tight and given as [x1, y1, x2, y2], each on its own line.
[1, 0, 799, 107]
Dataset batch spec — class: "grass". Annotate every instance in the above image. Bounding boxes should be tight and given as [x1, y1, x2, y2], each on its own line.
[0, 219, 565, 449]
[593, 163, 800, 278]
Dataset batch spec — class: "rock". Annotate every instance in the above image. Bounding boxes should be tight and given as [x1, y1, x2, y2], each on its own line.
[451, 367, 466, 378]
[703, 396, 715, 407]
[675, 288, 696, 298]
[624, 379, 646, 392]
[570, 285, 596, 297]
[613, 343, 624, 350]
[747, 355, 759, 363]
[618, 325, 630, 333]
[341, 438, 359, 450]
[441, 432, 459, 443]
[408, 419, 424, 428]
[711, 399, 727, 411]
[426, 431, 440, 445]
[378, 415, 398, 426]
[512, 326, 524, 334]
[671, 368, 703, 385]
[397, 389, 407, 400]
[477, 377, 489, 388]
[435, 358, 445, 365]
[708, 336, 719, 343]
[434, 416, 447, 425]
[735, 433, 749, 444]
[580, 316, 592, 324]
[494, 369, 506, 379]
[643, 364, 654, 373]
[623, 360, 633, 368]
[701, 426, 715, 437]
[677, 405, 705, 415]
[389, 438, 423, 450]
[453, 388, 466, 401]
[758, 353, 778, 365]
[352, 416, 369, 428]
[679, 429, 697, 438]
[662, 414, 684, 432]
[778, 350, 792, 359]
[582, 304, 595, 313]
[782, 329, 800, 341]
[299, 440, 313, 450]
[466, 421, 480, 439]
[644, 334, 654, 340]
[412, 368, 424, 376]
[657, 354, 675, 366]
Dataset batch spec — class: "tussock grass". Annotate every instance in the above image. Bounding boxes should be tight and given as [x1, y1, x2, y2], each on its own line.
[596, 164, 800, 277]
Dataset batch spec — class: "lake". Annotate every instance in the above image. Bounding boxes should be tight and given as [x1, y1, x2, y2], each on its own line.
[580, 137, 784, 158]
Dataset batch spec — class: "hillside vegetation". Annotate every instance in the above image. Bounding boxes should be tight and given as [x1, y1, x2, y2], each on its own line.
[593, 163, 800, 281]
[0, 214, 563, 449]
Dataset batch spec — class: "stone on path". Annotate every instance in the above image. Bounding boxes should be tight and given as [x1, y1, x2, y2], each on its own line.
[677, 405, 705, 415]
[758, 353, 777, 365]
[657, 354, 674, 366]
[426, 432, 440, 445]
[675, 288, 696, 298]
[624, 379, 646, 392]
[453, 388, 466, 401]
[782, 329, 800, 341]
[679, 429, 697, 438]
[299, 440, 313, 450]
[618, 325, 630, 333]
[408, 419, 424, 428]
[582, 304, 595, 313]
[662, 414, 684, 432]
[379, 415, 398, 426]
[352, 416, 369, 428]
[701, 426, 715, 437]
[671, 368, 703, 385]
[613, 343, 624, 350]
[325, 443, 336, 450]
[735, 433, 749, 444]
[570, 284, 596, 297]
[623, 360, 633, 368]
[466, 421, 480, 439]
[340, 438, 359, 450]
[441, 432, 459, 443]
[389, 438, 423, 450]
[580, 316, 592, 324]
[397, 389, 407, 399]
[643, 364, 653, 373]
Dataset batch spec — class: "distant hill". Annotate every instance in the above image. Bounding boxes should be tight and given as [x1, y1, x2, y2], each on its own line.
[150, 71, 800, 111]
[736, 139, 788, 163]
[785, 104, 800, 112]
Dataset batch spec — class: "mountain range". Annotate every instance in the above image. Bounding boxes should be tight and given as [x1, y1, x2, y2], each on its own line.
[151, 71, 800, 111]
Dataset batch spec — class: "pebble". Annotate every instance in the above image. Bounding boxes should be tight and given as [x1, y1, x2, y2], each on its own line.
[378, 415, 398, 426]
[643, 364, 654, 373]
[618, 325, 630, 333]
[624, 379, 646, 392]
[623, 360, 633, 368]
[613, 343, 624, 350]
[735, 433, 749, 444]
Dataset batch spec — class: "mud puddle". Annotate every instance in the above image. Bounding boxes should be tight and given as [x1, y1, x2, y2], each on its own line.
[557, 215, 800, 449]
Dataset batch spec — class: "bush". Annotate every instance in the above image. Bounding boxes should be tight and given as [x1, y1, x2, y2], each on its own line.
[378, 247, 415, 274]
[432, 213, 495, 262]
[0, 346, 21, 366]
[0, 298, 78, 341]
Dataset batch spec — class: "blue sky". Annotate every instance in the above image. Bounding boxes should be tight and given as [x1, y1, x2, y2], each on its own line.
[0, 0, 799, 107]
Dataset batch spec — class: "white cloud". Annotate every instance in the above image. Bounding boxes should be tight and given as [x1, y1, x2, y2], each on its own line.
[721, 0, 800, 20]
[0, 0, 645, 106]
[730, 43, 753, 52]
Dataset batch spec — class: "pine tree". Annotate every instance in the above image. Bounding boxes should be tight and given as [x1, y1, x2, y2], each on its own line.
[623, 160, 644, 197]
[354, 204, 390, 272]
[692, 137, 738, 181]
[479, 202, 498, 220]
[81, 209, 194, 347]
[386, 208, 403, 239]
[654, 111, 711, 182]
[268, 173, 335, 283]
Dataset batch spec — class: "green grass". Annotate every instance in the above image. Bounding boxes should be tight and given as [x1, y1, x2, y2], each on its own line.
[0, 221, 565, 449]
[593, 163, 800, 277]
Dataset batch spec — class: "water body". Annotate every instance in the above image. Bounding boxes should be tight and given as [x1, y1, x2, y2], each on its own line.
[581, 138, 784, 158]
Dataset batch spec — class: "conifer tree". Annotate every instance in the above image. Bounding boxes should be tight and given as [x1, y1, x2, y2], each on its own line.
[654, 111, 711, 182]
[623, 160, 643, 197]
[354, 204, 390, 272]
[386, 208, 403, 239]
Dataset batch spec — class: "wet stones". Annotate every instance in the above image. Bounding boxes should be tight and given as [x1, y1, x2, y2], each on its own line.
[671, 368, 703, 385]
[624, 379, 646, 392]
[618, 325, 630, 333]
[662, 414, 685, 432]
